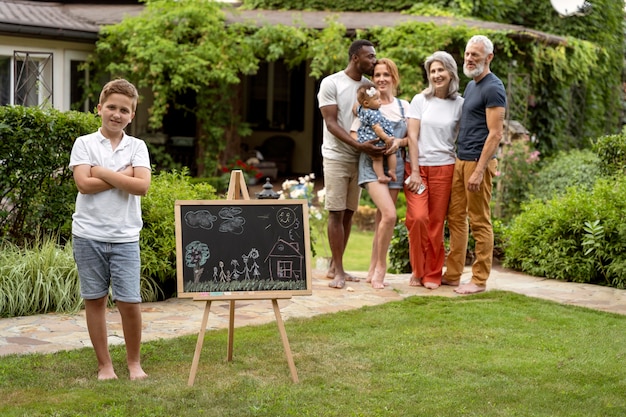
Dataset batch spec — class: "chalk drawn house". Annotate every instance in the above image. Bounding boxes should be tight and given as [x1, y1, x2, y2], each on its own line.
[265, 239, 303, 281]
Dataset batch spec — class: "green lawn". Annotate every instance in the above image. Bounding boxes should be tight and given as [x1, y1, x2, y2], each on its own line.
[313, 227, 374, 272]
[2, 291, 626, 416]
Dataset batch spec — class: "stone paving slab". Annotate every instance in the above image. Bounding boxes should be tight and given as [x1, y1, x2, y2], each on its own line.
[1, 265, 625, 357]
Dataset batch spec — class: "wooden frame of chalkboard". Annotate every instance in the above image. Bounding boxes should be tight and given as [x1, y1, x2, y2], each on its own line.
[175, 199, 313, 300]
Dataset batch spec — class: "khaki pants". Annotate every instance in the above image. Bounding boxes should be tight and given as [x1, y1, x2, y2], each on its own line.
[444, 158, 497, 286]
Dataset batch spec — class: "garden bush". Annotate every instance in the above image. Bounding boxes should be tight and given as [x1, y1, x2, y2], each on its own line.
[503, 177, 626, 287]
[0, 106, 100, 245]
[593, 129, 626, 177]
[140, 169, 218, 298]
[526, 149, 601, 202]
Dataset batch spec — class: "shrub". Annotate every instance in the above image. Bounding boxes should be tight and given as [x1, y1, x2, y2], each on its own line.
[492, 139, 541, 220]
[388, 220, 410, 274]
[527, 149, 601, 202]
[503, 177, 626, 287]
[593, 130, 626, 177]
[140, 169, 218, 298]
[0, 106, 100, 245]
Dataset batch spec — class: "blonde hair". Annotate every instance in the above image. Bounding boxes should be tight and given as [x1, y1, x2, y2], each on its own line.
[99, 79, 139, 111]
[422, 51, 460, 100]
[374, 58, 401, 96]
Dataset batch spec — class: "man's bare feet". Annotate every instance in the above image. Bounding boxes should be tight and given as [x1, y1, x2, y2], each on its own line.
[129, 363, 148, 380]
[97, 365, 118, 381]
[409, 276, 422, 287]
[327, 263, 359, 282]
[329, 276, 345, 289]
[423, 281, 440, 290]
[454, 283, 486, 294]
[441, 277, 460, 287]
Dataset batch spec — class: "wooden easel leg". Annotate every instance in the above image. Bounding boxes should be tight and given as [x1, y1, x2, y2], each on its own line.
[227, 300, 235, 362]
[272, 299, 299, 383]
[188, 300, 212, 386]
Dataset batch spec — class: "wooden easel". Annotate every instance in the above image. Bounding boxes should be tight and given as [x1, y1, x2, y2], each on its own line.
[187, 170, 299, 386]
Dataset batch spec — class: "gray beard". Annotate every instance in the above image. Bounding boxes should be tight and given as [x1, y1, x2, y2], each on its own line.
[463, 62, 484, 78]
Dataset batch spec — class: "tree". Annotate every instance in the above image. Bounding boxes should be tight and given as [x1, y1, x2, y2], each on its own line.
[89, 0, 259, 176]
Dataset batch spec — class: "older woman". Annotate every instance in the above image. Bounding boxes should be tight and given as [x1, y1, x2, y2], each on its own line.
[351, 58, 409, 289]
[404, 51, 464, 289]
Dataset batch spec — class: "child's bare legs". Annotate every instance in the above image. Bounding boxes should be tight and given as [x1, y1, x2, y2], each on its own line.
[117, 301, 148, 380]
[85, 296, 117, 380]
[386, 153, 397, 182]
[372, 156, 391, 183]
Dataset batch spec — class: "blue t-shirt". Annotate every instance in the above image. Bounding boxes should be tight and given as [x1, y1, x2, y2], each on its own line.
[457, 72, 506, 161]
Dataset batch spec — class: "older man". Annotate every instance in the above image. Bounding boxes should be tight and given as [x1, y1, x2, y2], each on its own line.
[443, 35, 507, 294]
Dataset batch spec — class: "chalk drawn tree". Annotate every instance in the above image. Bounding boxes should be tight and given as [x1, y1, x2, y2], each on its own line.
[185, 240, 210, 283]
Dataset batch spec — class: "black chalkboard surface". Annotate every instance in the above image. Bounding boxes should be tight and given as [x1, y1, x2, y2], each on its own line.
[175, 199, 312, 299]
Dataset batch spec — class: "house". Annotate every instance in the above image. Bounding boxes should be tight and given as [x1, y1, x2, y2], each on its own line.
[0, 0, 566, 176]
[265, 238, 303, 281]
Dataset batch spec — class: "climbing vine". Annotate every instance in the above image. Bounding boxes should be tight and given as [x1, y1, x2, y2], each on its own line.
[88, 0, 623, 175]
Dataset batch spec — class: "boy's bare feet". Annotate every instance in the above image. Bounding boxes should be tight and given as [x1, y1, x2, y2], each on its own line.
[129, 363, 148, 380]
[97, 365, 118, 381]
[423, 281, 440, 290]
[454, 283, 486, 294]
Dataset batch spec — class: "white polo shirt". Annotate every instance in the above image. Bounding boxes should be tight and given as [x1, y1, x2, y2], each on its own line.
[69, 128, 151, 243]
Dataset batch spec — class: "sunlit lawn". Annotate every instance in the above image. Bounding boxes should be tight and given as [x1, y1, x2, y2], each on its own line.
[2, 291, 626, 416]
[313, 227, 374, 272]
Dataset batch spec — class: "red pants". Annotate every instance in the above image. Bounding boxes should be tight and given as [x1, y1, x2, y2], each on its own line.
[404, 162, 454, 285]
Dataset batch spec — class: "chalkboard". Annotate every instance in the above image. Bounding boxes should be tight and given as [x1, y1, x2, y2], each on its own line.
[175, 199, 312, 299]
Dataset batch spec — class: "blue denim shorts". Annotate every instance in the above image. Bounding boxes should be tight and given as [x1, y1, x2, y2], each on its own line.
[72, 236, 141, 303]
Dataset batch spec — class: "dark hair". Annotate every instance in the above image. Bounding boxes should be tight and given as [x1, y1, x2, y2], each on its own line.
[348, 40, 374, 60]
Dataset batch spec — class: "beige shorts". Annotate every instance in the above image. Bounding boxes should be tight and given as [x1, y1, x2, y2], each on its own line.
[323, 157, 361, 212]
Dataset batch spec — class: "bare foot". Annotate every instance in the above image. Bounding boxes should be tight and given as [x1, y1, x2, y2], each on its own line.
[409, 276, 422, 287]
[423, 282, 440, 290]
[371, 280, 386, 289]
[97, 365, 118, 381]
[441, 277, 460, 287]
[129, 363, 148, 380]
[329, 278, 345, 289]
[345, 274, 360, 282]
[454, 283, 486, 294]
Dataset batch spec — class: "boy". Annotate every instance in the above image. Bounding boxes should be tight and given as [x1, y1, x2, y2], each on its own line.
[69, 79, 151, 380]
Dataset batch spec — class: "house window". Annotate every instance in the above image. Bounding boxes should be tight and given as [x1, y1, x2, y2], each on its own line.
[244, 60, 305, 131]
[70, 60, 89, 112]
[277, 260, 293, 279]
[0, 57, 10, 105]
[14, 51, 53, 108]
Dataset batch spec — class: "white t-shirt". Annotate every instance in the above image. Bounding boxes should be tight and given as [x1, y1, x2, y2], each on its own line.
[317, 71, 371, 162]
[69, 129, 151, 243]
[406, 94, 464, 166]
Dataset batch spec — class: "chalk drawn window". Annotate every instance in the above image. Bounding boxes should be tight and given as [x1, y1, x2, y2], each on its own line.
[277, 261, 293, 279]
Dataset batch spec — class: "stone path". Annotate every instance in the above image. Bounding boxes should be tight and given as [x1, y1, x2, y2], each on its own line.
[1, 265, 625, 356]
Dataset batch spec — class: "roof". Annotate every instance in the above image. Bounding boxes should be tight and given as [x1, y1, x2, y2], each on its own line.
[0, 1, 567, 45]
